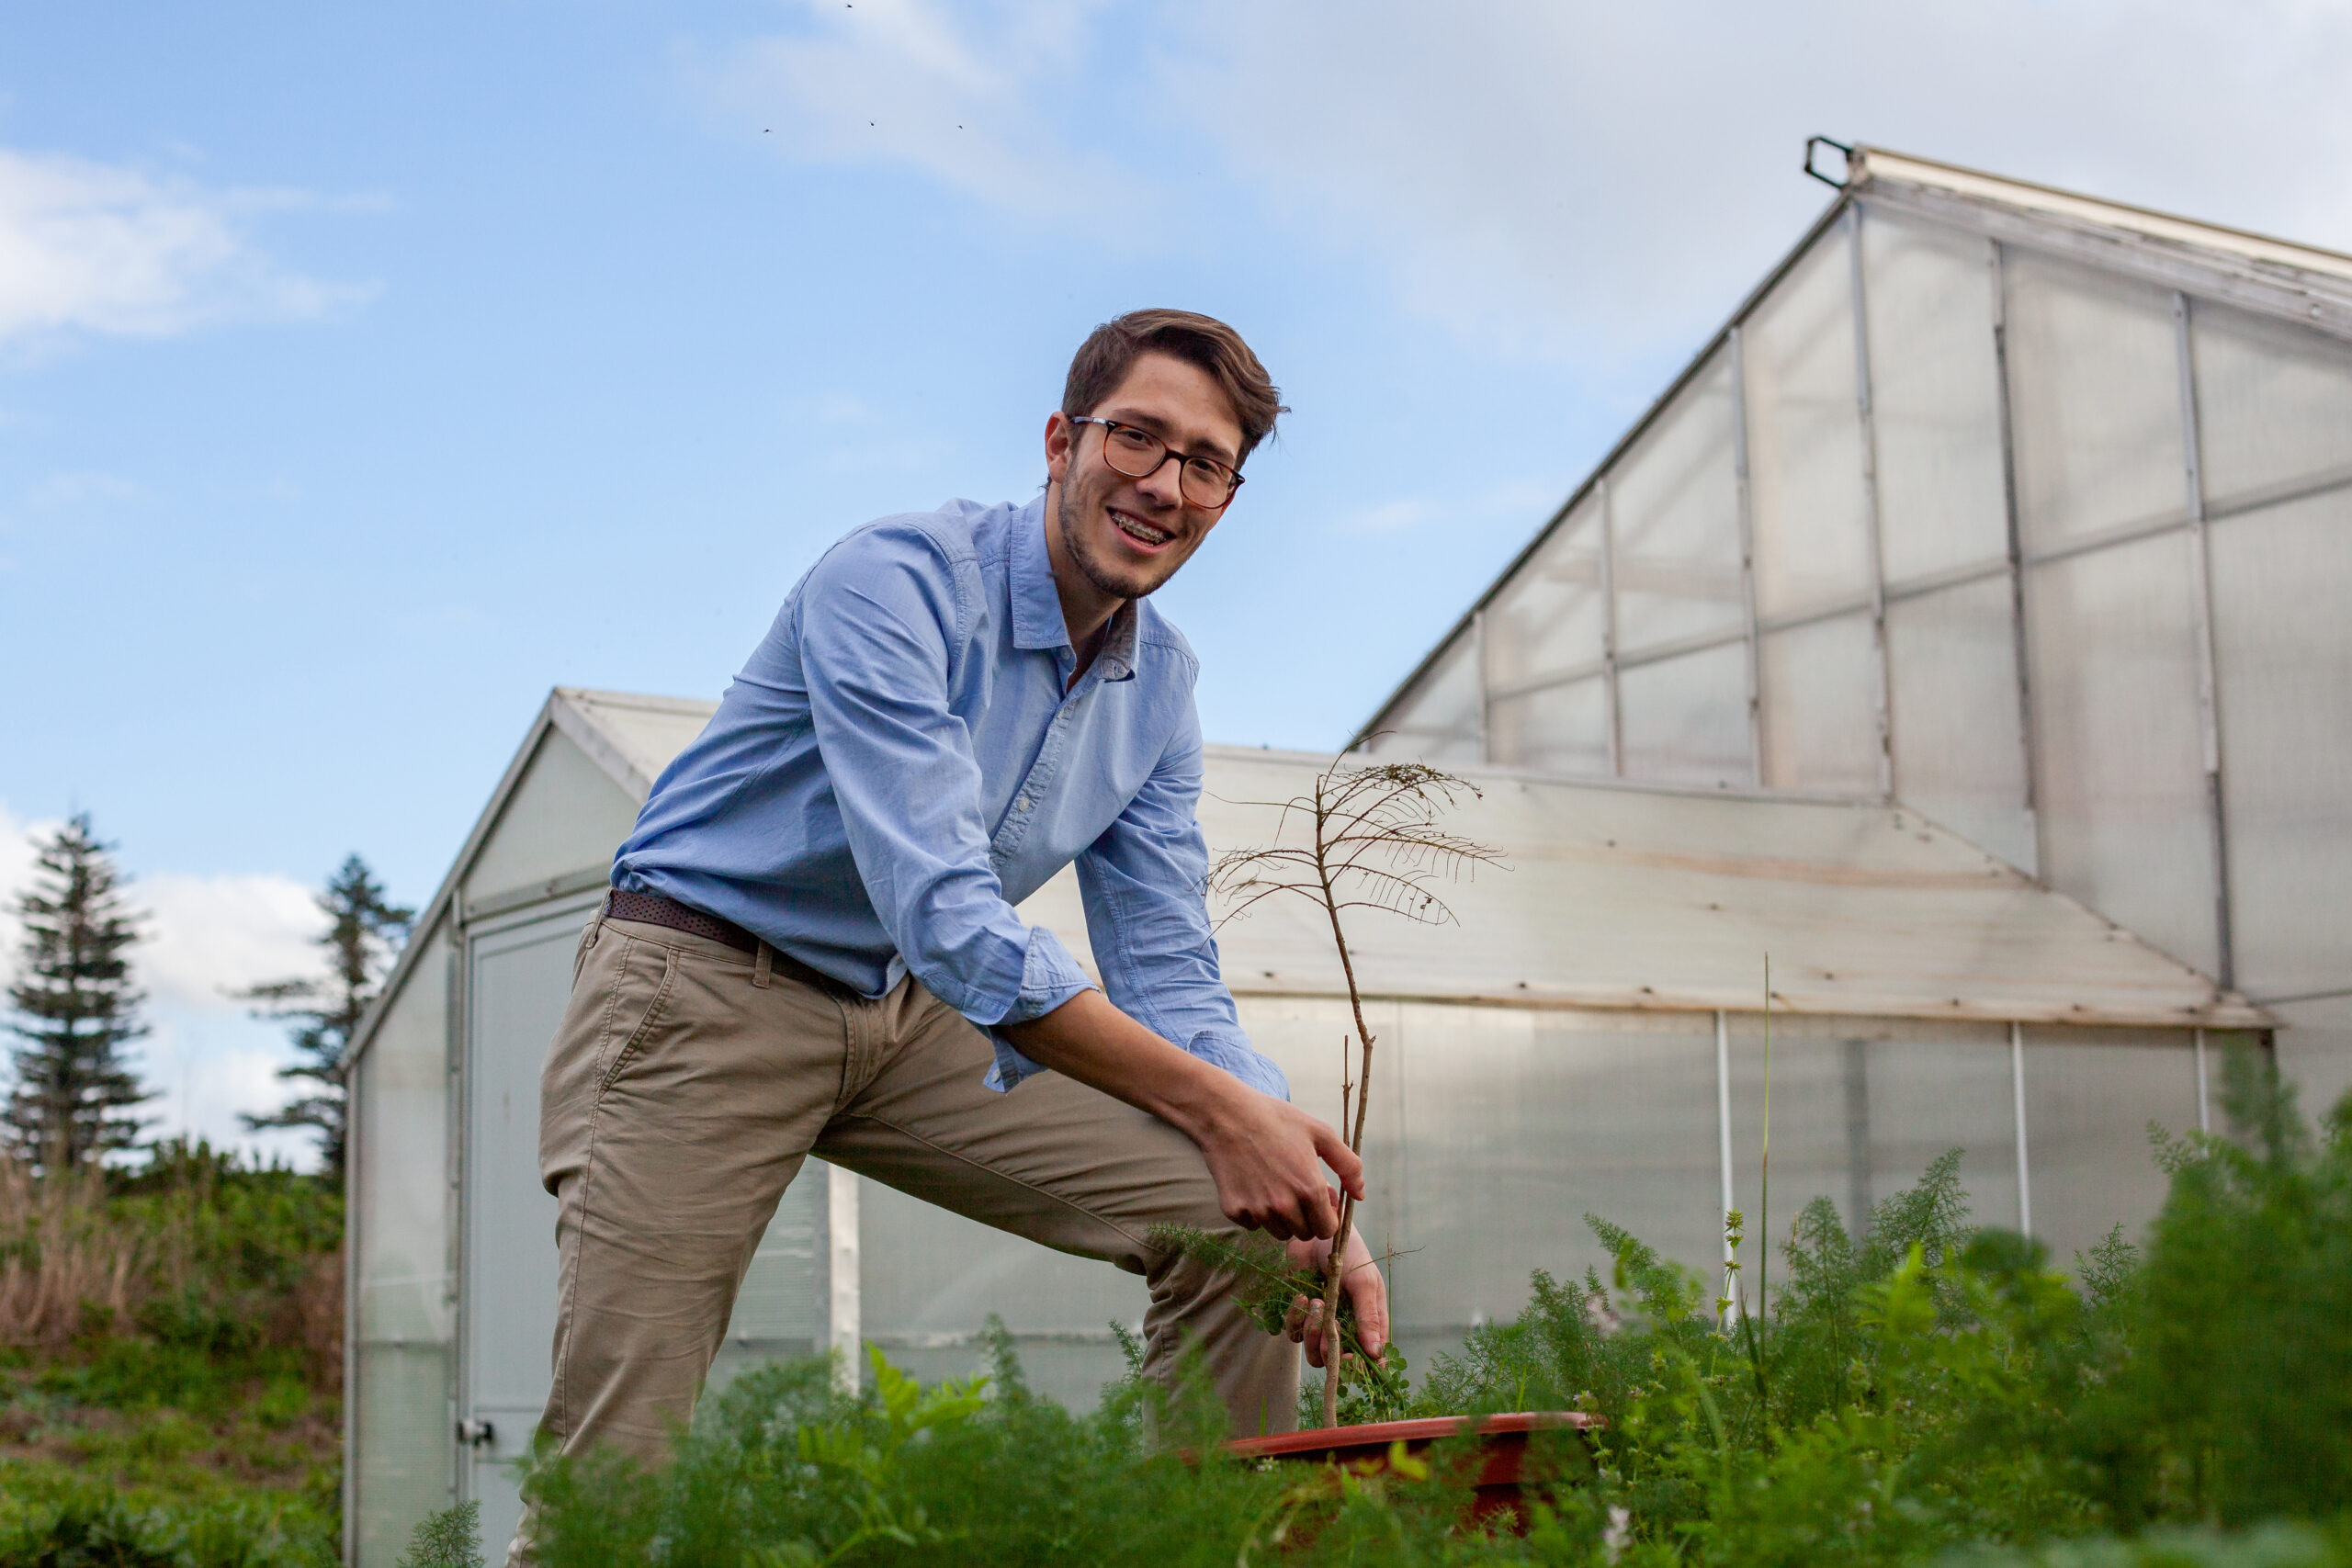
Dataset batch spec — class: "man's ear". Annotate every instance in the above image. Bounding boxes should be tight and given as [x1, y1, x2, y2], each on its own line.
[1043, 412, 1076, 485]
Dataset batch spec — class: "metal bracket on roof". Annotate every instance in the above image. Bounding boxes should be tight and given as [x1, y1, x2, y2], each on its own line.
[1804, 136, 1855, 189]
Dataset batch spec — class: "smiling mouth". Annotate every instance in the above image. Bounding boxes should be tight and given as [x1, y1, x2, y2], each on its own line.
[1109, 508, 1177, 549]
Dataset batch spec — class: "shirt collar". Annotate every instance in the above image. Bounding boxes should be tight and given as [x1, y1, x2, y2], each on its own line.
[1012, 495, 1140, 682]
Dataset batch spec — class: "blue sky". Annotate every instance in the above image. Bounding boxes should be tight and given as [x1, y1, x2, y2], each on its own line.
[5, 1, 2349, 1162]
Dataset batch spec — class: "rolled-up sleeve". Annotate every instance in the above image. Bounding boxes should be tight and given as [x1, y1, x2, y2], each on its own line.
[1073, 706, 1291, 1101]
[797, 531, 1098, 1063]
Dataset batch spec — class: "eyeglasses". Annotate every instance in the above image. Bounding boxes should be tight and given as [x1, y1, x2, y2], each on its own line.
[1068, 417, 1245, 510]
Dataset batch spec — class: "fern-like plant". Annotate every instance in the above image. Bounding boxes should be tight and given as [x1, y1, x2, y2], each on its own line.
[398, 1498, 483, 1568]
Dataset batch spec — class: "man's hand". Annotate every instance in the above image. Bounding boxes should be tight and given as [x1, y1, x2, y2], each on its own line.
[1283, 1229, 1388, 1371]
[999, 989, 1363, 1240]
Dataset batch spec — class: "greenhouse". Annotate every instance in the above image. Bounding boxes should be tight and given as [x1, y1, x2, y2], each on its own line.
[1358, 142, 2352, 1115]
[340, 144, 2350, 1565]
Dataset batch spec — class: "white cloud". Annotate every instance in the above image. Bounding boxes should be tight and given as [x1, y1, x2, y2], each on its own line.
[0, 146, 371, 348]
[1165, 0, 2352, 367]
[140, 870, 326, 1012]
[695, 1, 2352, 377]
[137, 1011, 320, 1170]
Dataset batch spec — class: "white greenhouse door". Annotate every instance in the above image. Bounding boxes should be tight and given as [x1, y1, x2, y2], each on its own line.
[459, 898, 591, 1555]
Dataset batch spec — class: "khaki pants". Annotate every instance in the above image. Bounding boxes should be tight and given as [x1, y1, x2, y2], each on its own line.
[510, 913, 1296, 1560]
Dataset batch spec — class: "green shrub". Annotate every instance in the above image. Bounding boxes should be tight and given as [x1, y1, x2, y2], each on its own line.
[0, 1461, 337, 1567]
[515, 1045, 2348, 1566]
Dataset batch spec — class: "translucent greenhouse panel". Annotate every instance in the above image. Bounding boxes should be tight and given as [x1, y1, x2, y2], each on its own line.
[1487, 677, 1610, 776]
[1388, 1004, 1719, 1369]
[2024, 532, 2218, 976]
[1728, 1016, 2019, 1280]
[2205, 488, 2352, 998]
[1611, 349, 1746, 653]
[2020, 1027, 2199, 1265]
[1743, 227, 1871, 620]
[2190, 299, 2352, 506]
[1617, 640, 1751, 787]
[1883, 576, 2035, 873]
[850, 1180, 1143, 1411]
[1243, 996, 1410, 1289]
[351, 919, 455, 1568]
[1484, 493, 1606, 692]
[2273, 997, 2352, 1139]
[1363, 629, 1483, 763]
[2003, 250, 2188, 553]
[707, 1163, 829, 1394]
[1860, 210, 2010, 585]
[1756, 612, 1880, 796]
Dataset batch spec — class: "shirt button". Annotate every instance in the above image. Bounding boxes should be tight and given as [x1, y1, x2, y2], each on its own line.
[1016, 797, 1033, 811]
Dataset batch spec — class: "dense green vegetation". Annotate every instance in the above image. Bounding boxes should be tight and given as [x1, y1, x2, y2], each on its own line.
[9, 1050, 2348, 1567]
[502, 1049, 2350, 1567]
[0, 1140, 343, 1567]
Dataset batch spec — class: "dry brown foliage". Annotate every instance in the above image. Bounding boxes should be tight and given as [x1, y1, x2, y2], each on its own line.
[0, 1160, 141, 1349]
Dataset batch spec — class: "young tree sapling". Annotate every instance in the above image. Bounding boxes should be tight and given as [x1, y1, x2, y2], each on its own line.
[1206, 758, 1503, 1429]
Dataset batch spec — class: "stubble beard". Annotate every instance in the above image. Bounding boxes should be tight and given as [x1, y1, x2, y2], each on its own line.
[1056, 477, 1178, 604]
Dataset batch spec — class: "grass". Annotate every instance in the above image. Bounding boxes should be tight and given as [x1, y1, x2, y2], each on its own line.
[0, 1140, 343, 1567]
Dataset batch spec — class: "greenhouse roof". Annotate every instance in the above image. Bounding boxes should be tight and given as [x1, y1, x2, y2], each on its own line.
[1848, 144, 2352, 338]
[521, 690, 2261, 1032]
[1352, 143, 2352, 761]
[1033, 746, 2264, 1030]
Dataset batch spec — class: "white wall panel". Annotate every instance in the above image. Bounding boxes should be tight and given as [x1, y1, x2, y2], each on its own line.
[1744, 232, 1872, 618]
[1361, 632, 1483, 763]
[1611, 351, 1746, 653]
[1485, 495, 1606, 693]
[2025, 532, 2217, 976]
[1862, 211, 2011, 584]
[1727, 1015, 2020, 1260]
[2005, 251, 2188, 551]
[2020, 1027, 2199, 1266]
[1618, 641, 1752, 787]
[2190, 299, 2352, 505]
[2272, 997, 2352, 1134]
[1391, 1005, 1721, 1346]
[351, 914, 455, 1568]
[1487, 677, 1610, 776]
[1758, 613, 1881, 796]
[1885, 577, 2034, 873]
[2206, 489, 2352, 998]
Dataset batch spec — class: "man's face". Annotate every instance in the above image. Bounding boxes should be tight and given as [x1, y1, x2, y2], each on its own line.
[1045, 350, 1243, 604]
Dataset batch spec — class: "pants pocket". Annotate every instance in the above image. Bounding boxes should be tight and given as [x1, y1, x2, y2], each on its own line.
[594, 938, 681, 1093]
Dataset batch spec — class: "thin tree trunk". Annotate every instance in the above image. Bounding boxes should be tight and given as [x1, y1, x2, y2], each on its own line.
[1314, 799, 1377, 1429]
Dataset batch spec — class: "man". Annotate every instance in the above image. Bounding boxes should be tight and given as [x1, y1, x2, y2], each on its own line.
[514, 310, 1385, 1553]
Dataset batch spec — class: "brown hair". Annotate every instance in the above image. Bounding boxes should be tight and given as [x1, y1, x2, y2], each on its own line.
[1062, 309, 1285, 464]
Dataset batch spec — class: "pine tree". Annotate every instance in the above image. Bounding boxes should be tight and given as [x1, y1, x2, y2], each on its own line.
[4, 814, 153, 1171]
[240, 853, 413, 1174]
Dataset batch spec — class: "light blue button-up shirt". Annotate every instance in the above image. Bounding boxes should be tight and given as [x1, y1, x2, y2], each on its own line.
[612, 494, 1287, 1100]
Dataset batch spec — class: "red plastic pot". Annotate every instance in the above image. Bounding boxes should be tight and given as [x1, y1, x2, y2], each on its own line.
[1223, 1411, 1599, 1532]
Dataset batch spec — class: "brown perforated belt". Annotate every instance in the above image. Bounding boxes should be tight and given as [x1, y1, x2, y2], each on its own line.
[603, 890, 854, 994]
[605, 887, 760, 951]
